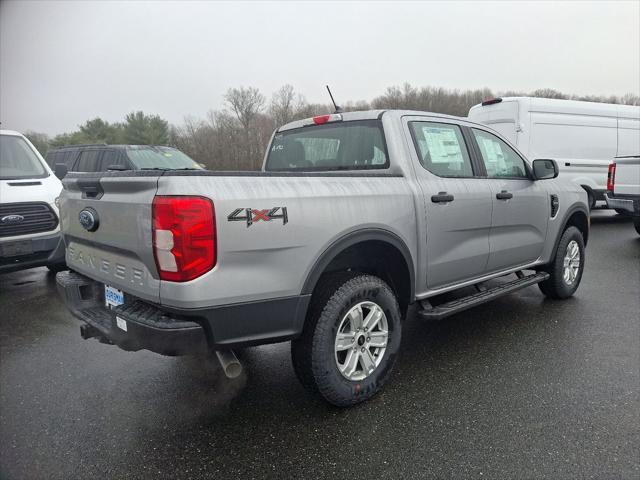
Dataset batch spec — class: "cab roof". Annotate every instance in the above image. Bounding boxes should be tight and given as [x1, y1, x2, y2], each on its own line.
[277, 109, 471, 132]
[0, 129, 25, 137]
[47, 144, 174, 151]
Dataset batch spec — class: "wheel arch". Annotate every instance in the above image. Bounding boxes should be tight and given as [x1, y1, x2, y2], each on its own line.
[549, 205, 589, 261]
[301, 229, 415, 316]
[580, 184, 595, 208]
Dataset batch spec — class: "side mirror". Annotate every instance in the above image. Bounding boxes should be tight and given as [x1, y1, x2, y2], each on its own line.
[54, 163, 68, 180]
[532, 159, 559, 180]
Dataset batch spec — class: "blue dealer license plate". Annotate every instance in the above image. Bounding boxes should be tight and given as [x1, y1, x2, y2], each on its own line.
[105, 284, 124, 309]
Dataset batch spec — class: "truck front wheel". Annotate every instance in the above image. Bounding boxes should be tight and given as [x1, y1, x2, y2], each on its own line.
[291, 273, 402, 407]
[538, 226, 585, 299]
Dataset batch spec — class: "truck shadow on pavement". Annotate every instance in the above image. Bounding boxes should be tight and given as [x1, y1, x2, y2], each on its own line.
[156, 290, 575, 421]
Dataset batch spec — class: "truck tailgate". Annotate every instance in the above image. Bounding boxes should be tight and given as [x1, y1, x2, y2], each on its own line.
[613, 157, 640, 196]
[60, 173, 161, 303]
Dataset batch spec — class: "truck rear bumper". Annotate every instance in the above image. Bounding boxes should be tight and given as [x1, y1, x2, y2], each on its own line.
[605, 193, 639, 215]
[56, 270, 311, 355]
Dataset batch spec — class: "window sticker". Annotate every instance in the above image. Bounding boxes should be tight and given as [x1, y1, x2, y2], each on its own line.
[421, 126, 463, 164]
[478, 137, 504, 163]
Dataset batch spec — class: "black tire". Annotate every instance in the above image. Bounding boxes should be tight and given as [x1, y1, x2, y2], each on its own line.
[634, 218, 640, 236]
[47, 262, 67, 273]
[538, 226, 585, 299]
[291, 273, 402, 407]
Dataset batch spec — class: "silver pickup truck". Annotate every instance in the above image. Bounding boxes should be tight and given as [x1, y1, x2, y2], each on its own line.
[56, 110, 589, 406]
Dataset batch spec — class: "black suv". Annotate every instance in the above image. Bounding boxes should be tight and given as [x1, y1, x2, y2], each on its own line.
[45, 145, 202, 175]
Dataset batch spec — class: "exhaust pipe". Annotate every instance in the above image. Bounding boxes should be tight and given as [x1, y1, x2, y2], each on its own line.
[80, 324, 113, 344]
[80, 323, 97, 340]
[215, 349, 242, 379]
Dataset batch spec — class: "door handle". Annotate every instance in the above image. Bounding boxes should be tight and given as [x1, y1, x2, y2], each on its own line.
[431, 192, 454, 203]
[496, 190, 513, 200]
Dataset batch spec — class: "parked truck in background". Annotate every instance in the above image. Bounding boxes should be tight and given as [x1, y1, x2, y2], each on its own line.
[605, 155, 640, 235]
[56, 110, 589, 406]
[468, 97, 640, 209]
[45, 144, 203, 177]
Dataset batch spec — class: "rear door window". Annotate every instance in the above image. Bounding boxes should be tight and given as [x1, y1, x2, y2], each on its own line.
[265, 120, 388, 171]
[65, 150, 78, 169]
[99, 149, 126, 171]
[75, 149, 102, 172]
[409, 122, 474, 177]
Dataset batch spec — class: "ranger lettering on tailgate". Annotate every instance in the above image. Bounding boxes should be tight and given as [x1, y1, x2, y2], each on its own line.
[68, 244, 145, 286]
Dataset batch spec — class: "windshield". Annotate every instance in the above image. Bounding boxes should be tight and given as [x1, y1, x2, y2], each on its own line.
[126, 146, 203, 170]
[265, 120, 389, 171]
[0, 135, 48, 180]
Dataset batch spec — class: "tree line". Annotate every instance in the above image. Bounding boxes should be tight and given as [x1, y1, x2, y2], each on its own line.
[25, 84, 640, 171]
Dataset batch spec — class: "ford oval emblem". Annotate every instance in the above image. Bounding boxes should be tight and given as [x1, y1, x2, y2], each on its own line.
[1, 214, 25, 224]
[78, 208, 99, 232]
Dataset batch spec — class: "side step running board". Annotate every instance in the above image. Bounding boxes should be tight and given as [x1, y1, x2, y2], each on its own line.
[418, 272, 550, 320]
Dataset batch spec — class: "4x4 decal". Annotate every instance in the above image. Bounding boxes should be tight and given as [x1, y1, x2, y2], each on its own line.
[227, 207, 288, 227]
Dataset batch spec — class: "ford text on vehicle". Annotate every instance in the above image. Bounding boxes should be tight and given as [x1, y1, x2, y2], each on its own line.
[56, 110, 589, 406]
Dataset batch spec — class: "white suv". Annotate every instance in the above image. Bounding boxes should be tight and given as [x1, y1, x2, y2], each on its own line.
[0, 130, 65, 273]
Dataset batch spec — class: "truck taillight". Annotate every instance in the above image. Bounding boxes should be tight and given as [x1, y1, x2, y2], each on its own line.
[152, 196, 216, 282]
[607, 163, 616, 192]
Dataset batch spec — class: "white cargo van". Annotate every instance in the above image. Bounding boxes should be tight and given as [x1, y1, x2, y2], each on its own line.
[0, 130, 66, 273]
[468, 97, 640, 208]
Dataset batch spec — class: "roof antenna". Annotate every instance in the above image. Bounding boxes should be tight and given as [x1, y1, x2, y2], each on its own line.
[326, 85, 343, 114]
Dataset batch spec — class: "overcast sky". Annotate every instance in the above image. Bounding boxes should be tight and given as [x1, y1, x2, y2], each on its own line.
[1, 0, 638, 135]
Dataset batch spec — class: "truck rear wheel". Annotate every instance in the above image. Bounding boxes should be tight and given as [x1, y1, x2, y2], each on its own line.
[291, 273, 401, 407]
[538, 226, 585, 299]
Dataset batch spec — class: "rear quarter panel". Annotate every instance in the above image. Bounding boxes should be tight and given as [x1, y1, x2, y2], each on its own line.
[156, 173, 417, 309]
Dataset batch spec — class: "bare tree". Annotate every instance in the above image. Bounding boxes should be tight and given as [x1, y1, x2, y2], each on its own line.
[269, 84, 306, 125]
[530, 88, 567, 100]
[620, 93, 640, 106]
[224, 86, 265, 131]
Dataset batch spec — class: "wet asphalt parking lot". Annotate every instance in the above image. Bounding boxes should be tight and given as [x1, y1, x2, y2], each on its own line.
[0, 210, 638, 479]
